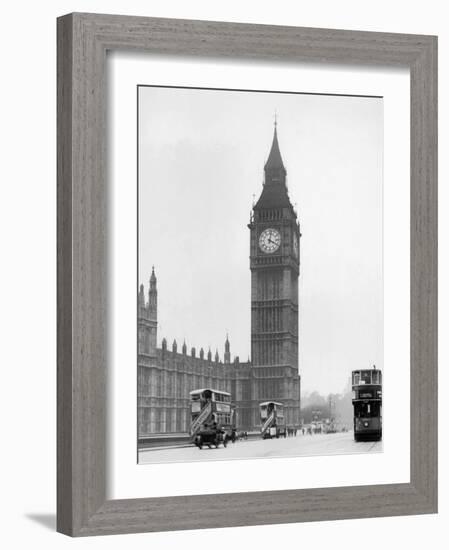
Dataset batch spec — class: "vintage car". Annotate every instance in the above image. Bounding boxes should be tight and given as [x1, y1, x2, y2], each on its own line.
[193, 425, 228, 449]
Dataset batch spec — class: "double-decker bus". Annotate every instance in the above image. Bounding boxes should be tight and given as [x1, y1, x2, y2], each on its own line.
[352, 367, 382, 441]
[189, 388, 234, 439]
[259, 401, 286, 439]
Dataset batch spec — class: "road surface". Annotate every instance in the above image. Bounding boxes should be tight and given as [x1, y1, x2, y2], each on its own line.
[138, 431, 382, 464]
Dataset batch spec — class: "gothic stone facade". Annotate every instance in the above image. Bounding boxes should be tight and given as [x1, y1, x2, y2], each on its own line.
[138, 125, 301, 438]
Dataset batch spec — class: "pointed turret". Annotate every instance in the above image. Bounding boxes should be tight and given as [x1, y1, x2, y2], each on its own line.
[148, 266, 157, 321]
[138, 284, 145, 316]
[172, 339, 177, 353]
[182, 340, 187, 355]
[207, 348, 212, 362]
[224, 334, 231, 364]
[138, 272, 158, 358]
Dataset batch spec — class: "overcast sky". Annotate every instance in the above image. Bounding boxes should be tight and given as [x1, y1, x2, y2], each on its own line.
[138, 86, 383, 395]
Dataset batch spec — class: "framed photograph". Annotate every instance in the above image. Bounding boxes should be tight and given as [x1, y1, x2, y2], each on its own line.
[57, 13, 437, 536]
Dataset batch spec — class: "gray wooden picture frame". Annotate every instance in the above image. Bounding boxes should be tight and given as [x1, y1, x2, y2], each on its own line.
[57, 12, 438, 537]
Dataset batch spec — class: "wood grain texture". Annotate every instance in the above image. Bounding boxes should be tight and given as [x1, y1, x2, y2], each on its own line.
[57, 12, 438, 536]
[57, 13, 74, 536]
[409, 37, 438, 509]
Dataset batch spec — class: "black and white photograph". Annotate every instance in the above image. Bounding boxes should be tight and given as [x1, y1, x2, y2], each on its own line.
[137, 85, 383, 464]
[0, 0, 442, 544]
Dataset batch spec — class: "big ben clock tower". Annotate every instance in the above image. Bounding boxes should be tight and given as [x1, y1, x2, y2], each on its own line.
[247, 121, 301, 429]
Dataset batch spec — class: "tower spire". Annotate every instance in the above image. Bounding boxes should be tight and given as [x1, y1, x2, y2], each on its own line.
[264, 119, 285, 174]
[224, 333, 231, 364]
[150, 265, 156, 288]
[253, 120, 291, 210]
[148, 267, 157, 321]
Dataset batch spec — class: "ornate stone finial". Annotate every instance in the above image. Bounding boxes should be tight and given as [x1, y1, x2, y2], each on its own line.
[200, 348, 204, 360]
[182, 340, 187, 355]
[172, 339, 177, 353]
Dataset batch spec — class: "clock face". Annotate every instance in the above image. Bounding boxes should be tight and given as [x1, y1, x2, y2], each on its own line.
[259, 228, 281, 253]
[293, 232, 299, 258]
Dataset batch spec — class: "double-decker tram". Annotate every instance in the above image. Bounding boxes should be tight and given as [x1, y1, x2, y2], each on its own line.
[259, 401, 286, 439]
[352, 367, 382, 441]
[189, 389, 234, 448]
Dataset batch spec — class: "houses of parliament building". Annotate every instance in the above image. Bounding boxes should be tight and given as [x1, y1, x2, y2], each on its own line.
[138, 123, 301, 438]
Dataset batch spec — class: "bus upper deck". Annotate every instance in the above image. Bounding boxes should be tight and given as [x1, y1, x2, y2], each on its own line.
[259, 401, 286, 439]
[189, 388, 234, 438]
